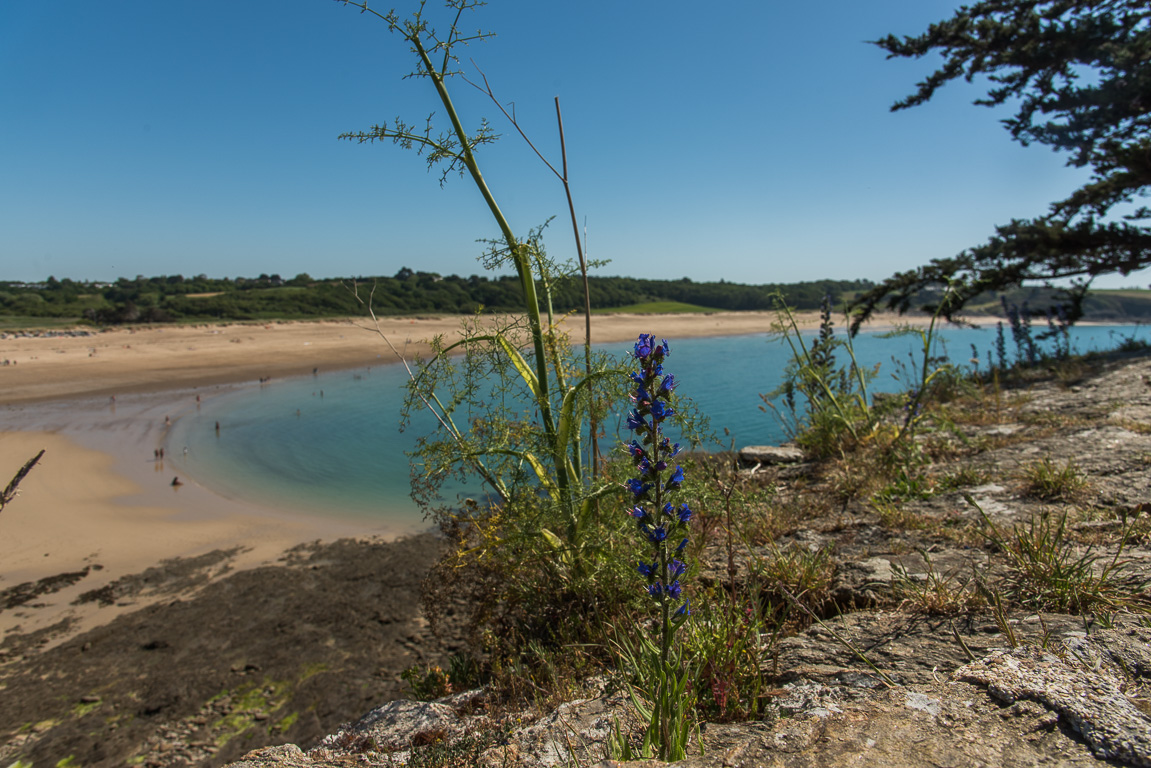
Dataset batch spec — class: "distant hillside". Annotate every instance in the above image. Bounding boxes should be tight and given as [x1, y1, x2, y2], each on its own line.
[0, 272, 874, 326]
[963, 286, 1151, 322]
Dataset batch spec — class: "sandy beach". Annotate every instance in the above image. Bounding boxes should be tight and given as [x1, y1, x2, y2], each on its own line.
[0, 308, 957, 639]
[0, 309, 953, 405]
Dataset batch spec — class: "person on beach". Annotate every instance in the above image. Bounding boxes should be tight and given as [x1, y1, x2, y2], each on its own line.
[171, 476, 182, 487]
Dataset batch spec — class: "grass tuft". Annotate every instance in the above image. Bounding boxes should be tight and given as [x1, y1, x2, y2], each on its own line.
[1020, 458, 1092, 503]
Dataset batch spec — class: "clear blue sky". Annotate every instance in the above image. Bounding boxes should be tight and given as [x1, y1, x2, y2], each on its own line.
[3, 1, 1145, 288]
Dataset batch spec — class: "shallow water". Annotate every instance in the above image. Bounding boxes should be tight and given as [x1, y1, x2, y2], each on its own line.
[167, 324, 1151, 529]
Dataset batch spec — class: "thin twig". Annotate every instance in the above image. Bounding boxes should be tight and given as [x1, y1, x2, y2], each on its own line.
[778, 585, 899, 688]
[1, 450, 45, 514]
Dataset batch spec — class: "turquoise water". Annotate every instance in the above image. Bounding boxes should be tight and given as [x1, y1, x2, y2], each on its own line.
[167, 324, 1150, 529]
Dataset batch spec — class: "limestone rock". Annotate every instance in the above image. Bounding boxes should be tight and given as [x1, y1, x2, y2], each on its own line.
[738, 444, 805, 466]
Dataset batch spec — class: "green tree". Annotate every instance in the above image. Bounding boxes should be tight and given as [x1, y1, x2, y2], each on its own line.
[851, 0, 1151, 332]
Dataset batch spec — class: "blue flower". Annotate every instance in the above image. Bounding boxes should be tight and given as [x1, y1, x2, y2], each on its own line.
[675, 599, 690, 617]
[658, 374, 676, 396]
[626, 440, 645, 462]
[669, 559, 686, 578]
[666, 580, 682, 600]
[632, 384, 652, 404]
[630, 505, 646, 519]
[650, 400, 675, 421]
[647, 524, 667, 543]
[677, 503, 692, 523]
[637, 561, 656, 578]
[676, 538, 688, 553]
[626, 478, 652, 498]
[664, 465, 685, 491]
[634, 334, 655, 359]
[626, 410, 647, 431]
[648, 582, 663, 598]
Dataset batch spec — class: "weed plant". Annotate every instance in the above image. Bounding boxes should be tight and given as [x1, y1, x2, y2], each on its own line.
[334, 1, 721, 706]
[762, 295, 877, 459]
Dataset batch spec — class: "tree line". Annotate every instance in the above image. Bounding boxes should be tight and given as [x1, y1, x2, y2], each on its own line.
[0, 272, 876, 324]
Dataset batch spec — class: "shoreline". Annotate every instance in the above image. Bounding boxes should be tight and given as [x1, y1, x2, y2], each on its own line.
[0, 310, 989, 406]
[0, 389, 413, 644]
[0, 309, 992, 643]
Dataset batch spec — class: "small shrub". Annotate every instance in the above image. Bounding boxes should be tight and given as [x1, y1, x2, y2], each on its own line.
[400, 664, 452, 701]
[685, 587, 781, 722]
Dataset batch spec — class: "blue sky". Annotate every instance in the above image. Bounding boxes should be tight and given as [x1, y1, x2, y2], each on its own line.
[3, 1, 1145, 288]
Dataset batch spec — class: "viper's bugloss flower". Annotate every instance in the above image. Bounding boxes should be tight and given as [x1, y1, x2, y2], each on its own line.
[675, 599, 690, 617]
[624, 333, 689, 619]
[627, 478, 653, 498]
[634, 334, 655, 359]
[626, 410, 647, 431]
[626, 440, 645, 462]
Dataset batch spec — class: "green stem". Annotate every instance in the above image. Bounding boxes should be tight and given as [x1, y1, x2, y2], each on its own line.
[408, 33, 572, 514]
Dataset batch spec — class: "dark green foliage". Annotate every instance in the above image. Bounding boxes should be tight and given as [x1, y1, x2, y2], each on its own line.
[852, 1, 1151, 332]
[0, 275, 875, 325]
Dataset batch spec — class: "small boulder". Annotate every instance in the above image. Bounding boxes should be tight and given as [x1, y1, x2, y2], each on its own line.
[739, 445, 805, 466]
